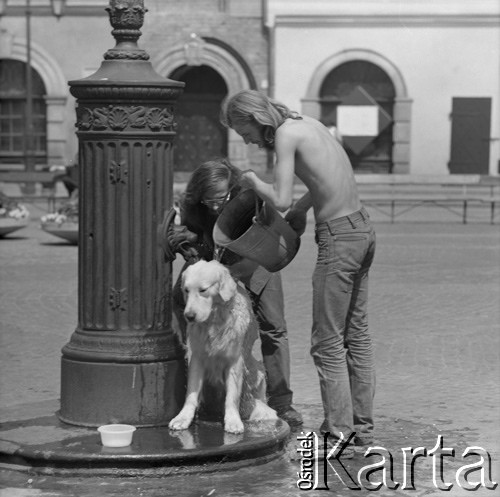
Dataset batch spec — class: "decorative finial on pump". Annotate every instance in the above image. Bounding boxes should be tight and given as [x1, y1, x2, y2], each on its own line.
[104, 0, 149, 60]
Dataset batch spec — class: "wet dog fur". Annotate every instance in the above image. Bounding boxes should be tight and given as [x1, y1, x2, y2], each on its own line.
[169, 260, 277, 434]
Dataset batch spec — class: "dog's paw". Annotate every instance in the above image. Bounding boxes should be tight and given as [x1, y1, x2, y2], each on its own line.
[223, 431, 244, 446]
[169, 413, 194, 431]
[224, 414, 245, 434]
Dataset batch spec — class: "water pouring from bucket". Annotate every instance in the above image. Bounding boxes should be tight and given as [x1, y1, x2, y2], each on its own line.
[213, 189, 301, 272]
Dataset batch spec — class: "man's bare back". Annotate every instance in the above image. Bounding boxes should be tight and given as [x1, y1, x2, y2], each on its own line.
[276, 116, 361, 223]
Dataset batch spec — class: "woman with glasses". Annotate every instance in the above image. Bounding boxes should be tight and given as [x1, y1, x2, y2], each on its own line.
[170, 158, 303, 428]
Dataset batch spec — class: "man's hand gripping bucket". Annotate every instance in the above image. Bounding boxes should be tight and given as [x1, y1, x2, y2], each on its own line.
[213, 189, 301, 272]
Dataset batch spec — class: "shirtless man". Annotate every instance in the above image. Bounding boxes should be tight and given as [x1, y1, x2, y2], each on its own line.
[221, 90, 377, 454]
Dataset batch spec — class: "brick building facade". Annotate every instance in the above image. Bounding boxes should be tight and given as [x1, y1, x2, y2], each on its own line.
[1, 0, 499, 176]
[0, 0, 271, 175]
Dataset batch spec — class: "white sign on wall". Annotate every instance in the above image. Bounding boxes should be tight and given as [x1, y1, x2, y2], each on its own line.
[337, 105, 379, 136]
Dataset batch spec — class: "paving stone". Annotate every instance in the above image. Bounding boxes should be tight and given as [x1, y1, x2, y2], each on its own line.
[1, 210, 499, 496]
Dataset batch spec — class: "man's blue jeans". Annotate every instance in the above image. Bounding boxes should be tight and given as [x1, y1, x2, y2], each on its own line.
[311, 207, 376, 442]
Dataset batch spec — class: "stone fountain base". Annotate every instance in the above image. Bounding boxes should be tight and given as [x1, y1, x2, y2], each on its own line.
[0, 400, 290, 477]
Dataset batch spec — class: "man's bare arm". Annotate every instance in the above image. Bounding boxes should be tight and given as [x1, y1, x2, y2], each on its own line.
[293, 191, 313, 212]
[282, 191, 311, 237]
[240, 170, 280, 207]
[241, 126, 297, 211]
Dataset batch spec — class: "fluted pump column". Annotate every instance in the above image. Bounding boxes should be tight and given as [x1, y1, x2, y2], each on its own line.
[59, 0, 186, 426]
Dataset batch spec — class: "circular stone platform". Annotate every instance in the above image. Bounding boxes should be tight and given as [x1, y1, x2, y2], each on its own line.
[0, 411, 290, 477]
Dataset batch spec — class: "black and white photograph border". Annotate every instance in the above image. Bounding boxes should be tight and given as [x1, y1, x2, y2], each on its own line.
[0, 0, 499, 495]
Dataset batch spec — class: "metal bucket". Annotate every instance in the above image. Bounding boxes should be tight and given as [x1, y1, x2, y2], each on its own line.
[213, 189, 300, 272]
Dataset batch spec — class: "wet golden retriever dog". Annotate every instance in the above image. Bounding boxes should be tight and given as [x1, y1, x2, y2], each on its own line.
[169, 260, 277, 434]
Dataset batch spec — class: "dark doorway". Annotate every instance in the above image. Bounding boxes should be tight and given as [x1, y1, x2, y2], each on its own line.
[449, 97, 491, 174]
[319, 61, 395, 173]
[169, 65, 228, 172]
[0, 59, 47, 166]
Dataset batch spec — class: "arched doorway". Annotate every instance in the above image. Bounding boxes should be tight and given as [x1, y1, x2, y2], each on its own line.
[169, 65, 228, 172]
[319, 61, 396, 173]
[0, 59, 47, 166]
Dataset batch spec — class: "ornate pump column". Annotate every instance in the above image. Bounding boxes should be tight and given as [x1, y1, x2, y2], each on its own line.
[60, 0, 186, 426]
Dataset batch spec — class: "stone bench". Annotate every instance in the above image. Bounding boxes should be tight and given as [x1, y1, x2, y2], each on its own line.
[356, 174, 500, 224]
[293, 174, 500, 224]
[0, 171, 66, 212]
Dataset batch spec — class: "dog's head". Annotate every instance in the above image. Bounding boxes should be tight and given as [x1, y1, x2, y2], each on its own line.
[182, 260, 238, 323]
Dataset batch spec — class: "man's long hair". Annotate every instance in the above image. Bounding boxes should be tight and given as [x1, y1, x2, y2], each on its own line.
[220, 90, 301, 147]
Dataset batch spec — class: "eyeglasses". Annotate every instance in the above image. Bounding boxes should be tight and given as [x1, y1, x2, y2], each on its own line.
[201, 192, 230, 208]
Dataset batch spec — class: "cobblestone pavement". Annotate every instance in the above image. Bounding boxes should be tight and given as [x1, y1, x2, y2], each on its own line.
[1, 205, 499, 496]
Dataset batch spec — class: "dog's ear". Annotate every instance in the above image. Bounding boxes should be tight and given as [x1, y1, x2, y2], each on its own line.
[218, 265, 237, 302]
[181, 267, 188, 290]
[181, 265, 193, 299]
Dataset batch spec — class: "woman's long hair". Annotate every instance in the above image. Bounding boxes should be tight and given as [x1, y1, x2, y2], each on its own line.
[220, 89, 301, 146]
[181, 158, 242, 235]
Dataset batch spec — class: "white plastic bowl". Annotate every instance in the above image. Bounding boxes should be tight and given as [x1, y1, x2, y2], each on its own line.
[97, 424, 136, 447]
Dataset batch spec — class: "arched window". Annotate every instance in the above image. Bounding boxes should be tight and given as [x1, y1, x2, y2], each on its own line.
[320, 61, 395, 173]
[169, 65, 228, 172]
[0, 59, 47, 166]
